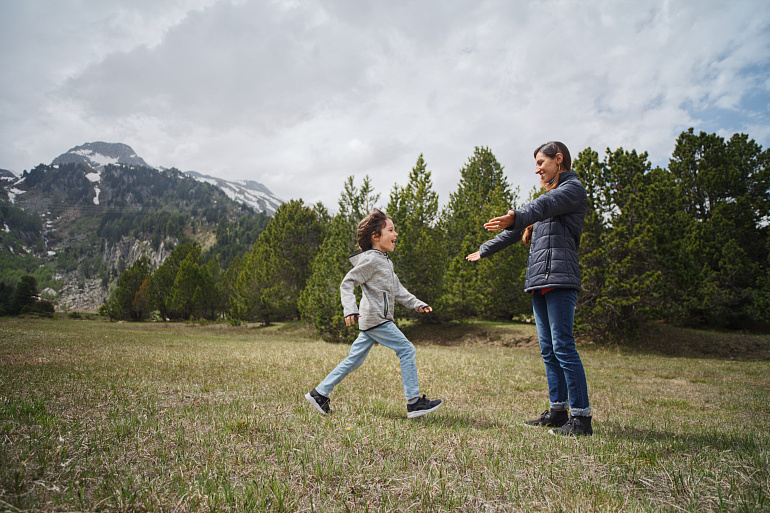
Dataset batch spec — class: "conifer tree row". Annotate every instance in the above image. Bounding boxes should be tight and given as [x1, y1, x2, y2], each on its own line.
[96, 130, 770, 340]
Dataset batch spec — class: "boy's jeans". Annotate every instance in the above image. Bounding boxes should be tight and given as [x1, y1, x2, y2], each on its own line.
[316, 321, 420, 399]
[532, 288, 591, 417]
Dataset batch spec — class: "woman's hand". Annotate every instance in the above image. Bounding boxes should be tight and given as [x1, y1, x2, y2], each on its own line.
[466, 251, 481, 262]
[418, 305, 433, 314]
[345, 314, 360, 326]
[483, 211, 515, 231]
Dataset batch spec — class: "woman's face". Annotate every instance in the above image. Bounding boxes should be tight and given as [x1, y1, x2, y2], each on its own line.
[534, 151, 562, 187]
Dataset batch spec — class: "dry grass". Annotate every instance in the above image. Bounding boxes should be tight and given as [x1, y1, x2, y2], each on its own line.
[0, 317, 768, 512]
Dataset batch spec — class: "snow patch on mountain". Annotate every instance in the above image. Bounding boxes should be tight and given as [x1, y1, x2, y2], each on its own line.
[74, 149, 119, 167]
[8, 188, 24, 203]
[185, 171, 282, 215]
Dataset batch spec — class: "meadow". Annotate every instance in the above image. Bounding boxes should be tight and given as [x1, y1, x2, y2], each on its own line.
[0, 317, 768, 512]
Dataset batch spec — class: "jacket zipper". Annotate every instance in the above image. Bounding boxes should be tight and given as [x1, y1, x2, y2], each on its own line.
[383, 292, 389, 317]
[545, 249, 552, 280]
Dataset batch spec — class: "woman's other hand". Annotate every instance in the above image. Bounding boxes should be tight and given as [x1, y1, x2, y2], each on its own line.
[344, 314, 360, 326]
[484, 211, 515, 231]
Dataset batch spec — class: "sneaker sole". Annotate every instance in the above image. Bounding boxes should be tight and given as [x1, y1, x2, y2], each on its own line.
[407, 401, 443, 419]
[304, 393, 328, 416]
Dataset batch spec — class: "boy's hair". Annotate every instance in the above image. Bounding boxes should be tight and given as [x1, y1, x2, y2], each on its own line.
[357, 209, 391, 251]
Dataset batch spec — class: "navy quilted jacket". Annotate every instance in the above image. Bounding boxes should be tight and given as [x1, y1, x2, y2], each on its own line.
[478, 170, 587, 292]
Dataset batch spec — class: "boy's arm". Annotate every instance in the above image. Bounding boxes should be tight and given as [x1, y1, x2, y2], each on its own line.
[339, 259, 372, 318]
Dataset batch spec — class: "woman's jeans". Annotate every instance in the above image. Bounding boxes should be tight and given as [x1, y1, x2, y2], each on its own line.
[532, 288, 591, 417]
[316, 321, 420, 399]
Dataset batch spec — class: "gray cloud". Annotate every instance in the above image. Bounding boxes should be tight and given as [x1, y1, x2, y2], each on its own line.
[2, 0, 769, 209]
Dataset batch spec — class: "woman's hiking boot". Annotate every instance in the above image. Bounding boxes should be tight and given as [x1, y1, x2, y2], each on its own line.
[524, 409, 569, 428]
[550, 415, 593, 436]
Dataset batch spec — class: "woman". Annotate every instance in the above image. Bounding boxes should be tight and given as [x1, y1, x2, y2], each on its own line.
[466, 141, 592, 436]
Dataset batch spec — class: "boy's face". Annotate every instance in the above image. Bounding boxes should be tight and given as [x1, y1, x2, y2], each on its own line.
[372, 218, 397, 253]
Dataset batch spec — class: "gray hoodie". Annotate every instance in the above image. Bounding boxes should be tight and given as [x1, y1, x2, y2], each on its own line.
[340, 249, 428, 331]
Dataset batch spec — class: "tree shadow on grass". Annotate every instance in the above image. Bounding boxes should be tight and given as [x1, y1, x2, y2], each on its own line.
[611, 322, 770, 362]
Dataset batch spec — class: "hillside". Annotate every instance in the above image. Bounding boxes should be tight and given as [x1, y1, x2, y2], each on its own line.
[0, 143, 275, 311]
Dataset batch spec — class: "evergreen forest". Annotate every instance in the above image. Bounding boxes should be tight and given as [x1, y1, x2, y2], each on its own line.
[4, 129, 769, 341]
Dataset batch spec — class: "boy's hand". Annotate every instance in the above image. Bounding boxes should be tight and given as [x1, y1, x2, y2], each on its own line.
[418, 306, 433, 314]
[345, 314, 360, 326]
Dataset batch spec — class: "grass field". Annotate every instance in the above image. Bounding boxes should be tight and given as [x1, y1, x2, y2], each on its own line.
[1, 317, 768, 512]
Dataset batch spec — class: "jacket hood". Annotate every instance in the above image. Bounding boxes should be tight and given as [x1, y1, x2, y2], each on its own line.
[348, 249, 388, 267]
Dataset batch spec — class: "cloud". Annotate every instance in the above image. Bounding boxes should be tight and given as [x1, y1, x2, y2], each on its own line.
[1, 0, 769, 209]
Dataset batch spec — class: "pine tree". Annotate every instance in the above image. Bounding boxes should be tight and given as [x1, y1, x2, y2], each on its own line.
[387, 155, 445, 318]
[100, 255, 153, 321]
[230, 199, 325, 324]
[170, 254, 206, 321]
[148, 243, 200, 321]
[439, 147, 526, 320]
[231, 242, 289, 325]
[0, 282, 14, 316]
[298, 215, 359, 342]
[575, 148, 667, 337]
[668, 129, 770, 327]
[10, 275, 38, 316]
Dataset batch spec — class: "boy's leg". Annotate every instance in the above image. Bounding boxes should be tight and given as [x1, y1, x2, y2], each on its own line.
[366, 322, 420, 399]
[315, 331, 375, 397]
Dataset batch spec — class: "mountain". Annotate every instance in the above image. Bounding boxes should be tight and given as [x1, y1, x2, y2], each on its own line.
[0, 142, 274, 312]
[52, 142, 151, 169]
[49, 142, 281, 214]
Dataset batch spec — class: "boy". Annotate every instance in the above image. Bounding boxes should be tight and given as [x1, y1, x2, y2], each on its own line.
[305, 209, 443, 419]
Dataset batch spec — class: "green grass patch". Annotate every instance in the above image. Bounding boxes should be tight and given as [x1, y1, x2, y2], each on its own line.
[0, 317, 768, 512]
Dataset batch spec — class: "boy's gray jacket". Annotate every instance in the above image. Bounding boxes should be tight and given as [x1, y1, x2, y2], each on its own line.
[340, 249, 427, 331]
[478, 170, 588, 292]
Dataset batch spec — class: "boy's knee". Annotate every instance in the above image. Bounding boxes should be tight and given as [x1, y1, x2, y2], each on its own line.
[398, 344, 416, 361]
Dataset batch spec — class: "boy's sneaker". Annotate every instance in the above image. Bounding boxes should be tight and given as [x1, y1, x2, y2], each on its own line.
[305, 388, 331, 415]
[550, 415, 593, 436]
[407, 395, 443, 419]
[525, 409, 569, 428]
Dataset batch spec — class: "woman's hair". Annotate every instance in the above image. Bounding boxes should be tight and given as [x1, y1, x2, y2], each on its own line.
[357, 208, 391, 251]
[523, 141, 571, 245]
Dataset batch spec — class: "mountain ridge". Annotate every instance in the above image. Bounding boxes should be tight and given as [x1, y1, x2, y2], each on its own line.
[47, 141, 281, 215]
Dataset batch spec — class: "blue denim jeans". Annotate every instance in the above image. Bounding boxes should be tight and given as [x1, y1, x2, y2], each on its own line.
[532, 288, 591, 417]
[316, 321, 420, 399]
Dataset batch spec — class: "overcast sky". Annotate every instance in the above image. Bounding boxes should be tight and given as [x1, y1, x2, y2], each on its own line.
[1, 0, 769, 211]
